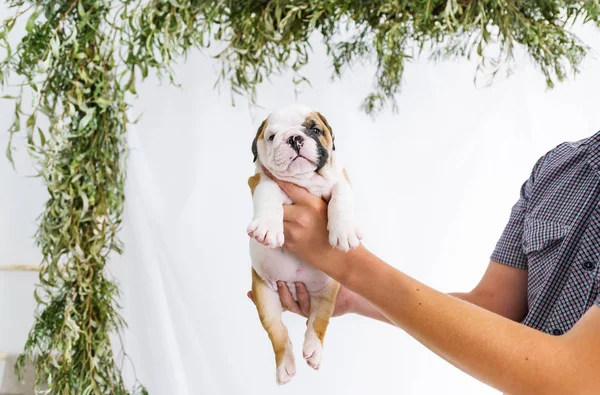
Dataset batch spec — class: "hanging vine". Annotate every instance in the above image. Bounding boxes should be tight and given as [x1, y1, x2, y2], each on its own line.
[0, 0, 598, 393]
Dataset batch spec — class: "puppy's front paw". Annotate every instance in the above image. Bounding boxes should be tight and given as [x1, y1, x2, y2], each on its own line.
[247, 217, 284, 248]
[328, 220, 362, 252]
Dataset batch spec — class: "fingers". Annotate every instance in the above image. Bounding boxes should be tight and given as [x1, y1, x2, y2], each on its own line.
[295, 282, 311, 316]
[262, 166, 321, 206]
[247, 283, 311, 318]
[261, 167, 276, 181]
[282, 204, 304, 222]
[277, 281, 304, 316]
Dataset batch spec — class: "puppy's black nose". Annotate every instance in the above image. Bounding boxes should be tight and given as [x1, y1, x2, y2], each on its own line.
[288, 135, 304, 152]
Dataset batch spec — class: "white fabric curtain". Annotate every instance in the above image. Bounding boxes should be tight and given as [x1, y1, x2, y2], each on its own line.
[114, 27, 600, 395]
[119, 127, 219, 395]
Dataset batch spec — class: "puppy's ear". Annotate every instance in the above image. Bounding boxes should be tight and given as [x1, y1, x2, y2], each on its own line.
[316, 112, 335, 150]
[252, 119, 267, 162]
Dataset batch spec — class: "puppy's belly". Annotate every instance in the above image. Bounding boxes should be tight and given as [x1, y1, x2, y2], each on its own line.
[250, 239, 331, 293]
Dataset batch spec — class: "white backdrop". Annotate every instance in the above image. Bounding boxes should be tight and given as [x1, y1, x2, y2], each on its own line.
[2, 5, 600, 393]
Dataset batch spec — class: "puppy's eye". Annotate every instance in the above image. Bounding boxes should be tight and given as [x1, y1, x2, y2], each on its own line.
[312, 127, 322, 135]
[268, 135, 275, 141]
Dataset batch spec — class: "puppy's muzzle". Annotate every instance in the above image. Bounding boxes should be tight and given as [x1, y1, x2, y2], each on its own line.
[287, 134, 305, 153]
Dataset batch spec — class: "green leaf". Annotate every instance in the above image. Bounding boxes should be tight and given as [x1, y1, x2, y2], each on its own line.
[26, 114, 35, 144]
[33, 289, 45, 305]
[78, 111, 94, 132]
[80, 191, 89, 218]
[5, 144, 14, 168]
[127, 72, 137, 94]
[77, 1, 86, 18]
[95, 97, 112, 106]
[37, 127, 46, 146]
[25, 7, 43, 33]
[50, 36, 60, 58]
[131, 111, 144, 125]
[5, 17, 15, 33]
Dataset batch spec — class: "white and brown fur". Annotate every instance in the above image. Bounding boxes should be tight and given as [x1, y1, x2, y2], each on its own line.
[247, 104, 361, 385]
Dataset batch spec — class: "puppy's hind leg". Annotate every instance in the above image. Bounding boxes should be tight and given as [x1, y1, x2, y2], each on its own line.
[252, 269, 296, 385]
[303, 280, 340, 370]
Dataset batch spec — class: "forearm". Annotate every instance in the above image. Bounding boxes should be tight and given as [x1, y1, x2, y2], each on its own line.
[350, 293, 394, 325]
[353, 291, 472, 326]
[346, 279, 490, 326]
[314, 246, 585, 395]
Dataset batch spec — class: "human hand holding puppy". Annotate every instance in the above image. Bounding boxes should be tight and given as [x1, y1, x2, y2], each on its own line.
[261, 167, 333, 261]
[248, 281, 358, 318]
[249, 167, 349, 314]
[249, 168, 391, 323]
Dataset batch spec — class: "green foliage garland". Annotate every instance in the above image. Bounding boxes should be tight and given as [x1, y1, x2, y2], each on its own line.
[0, 0, 598, 393]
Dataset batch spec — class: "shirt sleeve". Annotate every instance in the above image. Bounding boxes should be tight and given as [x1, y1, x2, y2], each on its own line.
[490, 154, 548, 270]
[595, 293, 600, 308]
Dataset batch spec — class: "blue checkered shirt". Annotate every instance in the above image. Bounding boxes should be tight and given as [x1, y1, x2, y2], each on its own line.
[491, 131, 600, 335]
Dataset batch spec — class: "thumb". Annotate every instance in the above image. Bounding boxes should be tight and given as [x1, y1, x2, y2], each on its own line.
[262, 167, 317, 205]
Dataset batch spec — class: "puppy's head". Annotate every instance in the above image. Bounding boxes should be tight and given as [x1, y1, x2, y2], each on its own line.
[252, 104, 335, 177]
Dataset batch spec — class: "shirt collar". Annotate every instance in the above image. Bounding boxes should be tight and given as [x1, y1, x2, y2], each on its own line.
[586, 131, 600, 172]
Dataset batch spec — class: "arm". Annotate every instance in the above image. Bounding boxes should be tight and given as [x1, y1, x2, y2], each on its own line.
[250, 200, 530, 325]
[272, 181, 600, 395]
[259, 259, 529, 326]
[450, 260, 528, 322]
[353, 259, 528, 325]
[324, 246, 600, 395]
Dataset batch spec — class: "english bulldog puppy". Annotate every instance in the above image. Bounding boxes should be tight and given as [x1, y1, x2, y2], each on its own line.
[247, 104, 361, 385]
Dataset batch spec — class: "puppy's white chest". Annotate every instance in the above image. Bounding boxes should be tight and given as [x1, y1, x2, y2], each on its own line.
[250, 241, 331, 292]
[288, 175, 335, 201]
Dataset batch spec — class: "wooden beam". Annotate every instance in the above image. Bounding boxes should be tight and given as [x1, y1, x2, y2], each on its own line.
[0, 265, 39, 272]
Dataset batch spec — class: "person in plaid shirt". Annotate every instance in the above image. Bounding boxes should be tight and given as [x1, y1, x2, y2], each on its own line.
[248, 131, 600, 393]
